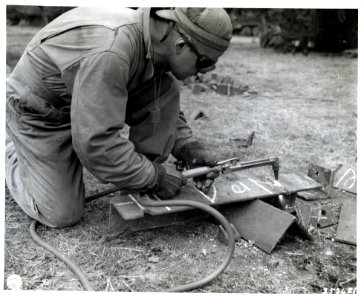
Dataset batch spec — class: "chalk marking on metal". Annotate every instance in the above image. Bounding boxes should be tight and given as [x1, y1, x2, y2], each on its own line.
[335, 168, 356, 189]
[128, 194, 171, 211]
[196, 185, 217, 203]
[115, 201, 134, 206]
[248, 178, 274, 194]
[231, 182, 251, 194]
[128, 194, 146, 211]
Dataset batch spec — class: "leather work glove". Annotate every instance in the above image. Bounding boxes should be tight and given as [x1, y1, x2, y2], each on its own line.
[175, 141, 219, 193]
[151, 162, 187, 199]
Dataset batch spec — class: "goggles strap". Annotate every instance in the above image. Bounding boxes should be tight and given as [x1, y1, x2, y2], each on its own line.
[160, 21, 175, 42]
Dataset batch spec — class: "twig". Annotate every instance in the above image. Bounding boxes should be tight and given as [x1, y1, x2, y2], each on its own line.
[112, 247, 144, 252]
[157, 259, 184, 271]
[285, 251, 305, 256]
[105, 277, 114, 292]
[285, 253, 294, 268]
[119, 275, 143, 278]
[339, 277, 356, 287]
[121, 279, 134, 292]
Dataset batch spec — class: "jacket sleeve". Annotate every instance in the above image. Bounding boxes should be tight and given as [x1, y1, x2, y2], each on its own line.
[70, 51, 157, 189]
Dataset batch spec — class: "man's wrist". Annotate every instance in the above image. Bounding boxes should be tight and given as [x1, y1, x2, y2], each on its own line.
[150, 162, 165, 191]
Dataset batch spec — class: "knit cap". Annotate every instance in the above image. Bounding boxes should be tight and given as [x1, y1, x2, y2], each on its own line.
[156, 7, 233, 61]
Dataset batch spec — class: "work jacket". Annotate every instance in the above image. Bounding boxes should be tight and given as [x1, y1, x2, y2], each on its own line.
[6, 7, 194, 190]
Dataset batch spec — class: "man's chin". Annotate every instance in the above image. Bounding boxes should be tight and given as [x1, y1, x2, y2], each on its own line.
[171, 72, 189, 81]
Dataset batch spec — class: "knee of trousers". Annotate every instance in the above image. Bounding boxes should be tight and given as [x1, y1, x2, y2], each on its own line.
[41, 201, 84, 229]
[35, 189, 85, 229]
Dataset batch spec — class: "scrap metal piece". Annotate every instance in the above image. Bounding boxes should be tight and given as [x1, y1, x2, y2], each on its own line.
[193, 110, 208, 120]
[108, 199, 210, 234]
[298, 189, 330, 201]
[215, 83, 232, 96]
[335, 200, 357, 245]
[333, 164, 357, 194]
[310, 204, 339, 228]
[110, 195, 144, 220]
[298, 163, 334, 200]
[108, 173, 322, 243]
[294, 199, 339, 231]
[220, 200, 295, 253]
[110, 173, 322, 219]
[231, 132, 255, 148]
[278, 173, 322, 193]
[192, 84, 205, 95]
[294, 198, 314, 232]
[307, 163, 334, 193]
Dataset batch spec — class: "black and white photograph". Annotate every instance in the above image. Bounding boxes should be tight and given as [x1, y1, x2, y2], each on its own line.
[2, 0, 361, 295]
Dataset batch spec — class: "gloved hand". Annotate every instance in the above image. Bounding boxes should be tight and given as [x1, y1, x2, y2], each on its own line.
[151, 162, 187, 199]
[175, 141, 219, 193]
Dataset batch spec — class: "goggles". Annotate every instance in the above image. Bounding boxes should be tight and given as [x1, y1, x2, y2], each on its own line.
[174, 25, 216, 73]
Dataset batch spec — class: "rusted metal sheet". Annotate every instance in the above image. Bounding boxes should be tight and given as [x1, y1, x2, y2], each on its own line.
[213, 177, 286, 203]
[110, 195, 144, 220]
[279, 173, 322, 193]
[231, 132, 255, 148]
[294, 199, 339, 231]
[333, 164, 357, 194]
[307, 163, 334, 192]
[310, 204, 339, 228]
[109, 173, 321, 220]
[108, 202, 210, 234]
[294, 198, 313, 230]
[220, 200, 295, 253]
[298, 189, 330, 201]
[108, 173, 321, 239]
[335, 201, 357, 245]
[298, 163, 334, 200]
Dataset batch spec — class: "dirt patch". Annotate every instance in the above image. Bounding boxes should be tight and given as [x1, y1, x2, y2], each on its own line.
[4, 30, 357, 293]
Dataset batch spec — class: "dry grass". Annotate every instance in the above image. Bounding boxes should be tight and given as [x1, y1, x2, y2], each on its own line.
[4, 29, 357, 293]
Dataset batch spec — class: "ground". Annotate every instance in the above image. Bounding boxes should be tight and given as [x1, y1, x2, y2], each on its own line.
[4, 27, 357, 293]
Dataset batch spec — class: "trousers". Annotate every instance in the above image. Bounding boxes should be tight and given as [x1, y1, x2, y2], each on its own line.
[5, 71, 180, 228]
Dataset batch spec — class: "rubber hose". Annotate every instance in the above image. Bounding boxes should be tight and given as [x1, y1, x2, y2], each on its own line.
[30, 194, 236, 292]
[85, 187, 123, 203]
[29, 220, 94, 291]
[137, 198, 235, 292]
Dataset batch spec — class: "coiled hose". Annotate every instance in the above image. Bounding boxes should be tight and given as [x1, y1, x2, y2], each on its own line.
[138, 198, 235, 292]
[29, 190, 236, 292]
[30, 220, 94, 291]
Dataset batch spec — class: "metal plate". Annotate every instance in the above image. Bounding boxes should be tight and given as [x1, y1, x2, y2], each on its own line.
[220, 200, 295, 253]
[307, 163, 334, 189]
[310, 204, 339, 228]
[333, 164, 357, 194]
[279, 173, 322, 193]
[335, 200, 357, 245]
[110, 173, 322, 220]
[298, 189, 330, 201]
[108, 203, 209, 234]
[297, 163, 334, 200]
[110, 195, 145, 220]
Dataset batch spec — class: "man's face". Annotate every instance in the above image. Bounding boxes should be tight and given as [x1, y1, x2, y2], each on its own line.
[169, 44, 199, 80]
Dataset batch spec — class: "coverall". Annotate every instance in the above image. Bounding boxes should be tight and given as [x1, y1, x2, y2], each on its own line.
[5, 7, 195, 228]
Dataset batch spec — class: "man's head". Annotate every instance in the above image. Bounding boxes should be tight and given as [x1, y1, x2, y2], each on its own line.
[155, 8, 233, 79]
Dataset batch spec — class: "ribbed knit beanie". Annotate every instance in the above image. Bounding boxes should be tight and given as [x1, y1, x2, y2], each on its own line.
[156, 7, 233, 60]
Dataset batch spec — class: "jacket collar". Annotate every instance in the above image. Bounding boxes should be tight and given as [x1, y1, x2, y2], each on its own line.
[139, 7, 154, 81]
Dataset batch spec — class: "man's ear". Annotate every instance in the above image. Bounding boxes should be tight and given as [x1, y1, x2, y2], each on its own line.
[175, 38, 186, 55]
